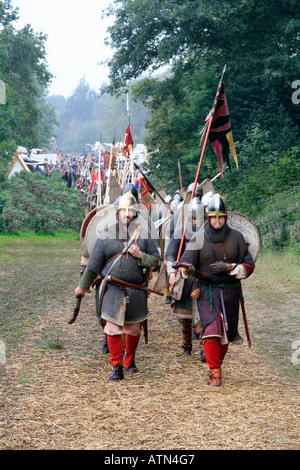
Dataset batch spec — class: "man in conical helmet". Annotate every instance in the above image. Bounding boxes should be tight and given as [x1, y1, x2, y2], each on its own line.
[165, 197, 206, 359]
[179, 193, 255, 387]
[186, 182, 203, 201]
[206, 193, 227, 227]
[75, 191, 160, 382]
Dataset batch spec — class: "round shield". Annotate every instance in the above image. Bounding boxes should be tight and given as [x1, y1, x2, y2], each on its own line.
[84, 205, 151, 257]
[79, 206, 107, 251]
[84, 204, 117, 257]
[227, 211, 260, 261]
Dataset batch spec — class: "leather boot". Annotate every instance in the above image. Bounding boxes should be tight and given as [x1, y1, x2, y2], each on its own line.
[106, 364, 124, 382]
[200, 347, 206, 363]
[125, 355, 138, 373]
[182, 346, 192, 356]
[209, 367, 221, 387]
[101, 334, 109, 354]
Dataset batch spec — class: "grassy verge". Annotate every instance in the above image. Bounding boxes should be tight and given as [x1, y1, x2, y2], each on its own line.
[0, 234, 82, 355]
[244, 248, 300, 384]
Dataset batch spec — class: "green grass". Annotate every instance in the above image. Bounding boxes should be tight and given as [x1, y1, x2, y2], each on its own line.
[244, 249, 300, 384]
[0, 234, 82, 353]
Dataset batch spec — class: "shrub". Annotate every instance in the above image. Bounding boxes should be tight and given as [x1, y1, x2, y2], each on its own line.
[0, 171, 86, 234]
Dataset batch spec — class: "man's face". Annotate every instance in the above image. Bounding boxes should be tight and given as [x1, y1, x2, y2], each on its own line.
[209, 215, 226, 229]
[118, 208, 135, 226]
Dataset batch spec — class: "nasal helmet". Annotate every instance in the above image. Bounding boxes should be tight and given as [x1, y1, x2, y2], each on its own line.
[206, 193, 227, 226]
[117, 192, 137, 216]
[187, 198, 204, 227]
[187, 182, 203, 198]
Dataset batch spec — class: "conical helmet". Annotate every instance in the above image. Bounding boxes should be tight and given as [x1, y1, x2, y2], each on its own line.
[187, 182, 203, 198]
[206, 193, 227, 226]
[187, 197, 204, 223]
[117, 192, 137, 215]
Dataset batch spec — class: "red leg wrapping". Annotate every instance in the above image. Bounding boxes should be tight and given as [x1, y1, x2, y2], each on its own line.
[107, 334, 124, 366]
[124, 334, 140, 369]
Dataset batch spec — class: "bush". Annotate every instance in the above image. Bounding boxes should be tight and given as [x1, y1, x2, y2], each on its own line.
[0, 171, 86, 235]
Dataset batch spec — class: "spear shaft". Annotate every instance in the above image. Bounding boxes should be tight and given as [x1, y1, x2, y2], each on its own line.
[176, 65, 226, 263]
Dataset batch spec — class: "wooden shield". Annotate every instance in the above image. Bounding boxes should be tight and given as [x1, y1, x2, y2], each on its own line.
[84, 207, 151, 257]
[227, 211, 260, 261]
[79, 206, 106, 252]
[200, 178, 215, 195]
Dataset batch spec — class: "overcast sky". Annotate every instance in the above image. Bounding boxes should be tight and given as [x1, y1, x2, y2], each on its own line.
[11, 0, 115, 98]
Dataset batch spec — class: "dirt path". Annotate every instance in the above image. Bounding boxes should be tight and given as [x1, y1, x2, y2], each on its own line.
[1, 271, 299, 450]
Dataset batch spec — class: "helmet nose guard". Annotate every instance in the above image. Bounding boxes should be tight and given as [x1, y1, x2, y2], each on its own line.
[207, 194, 227, 226]
[117, 192, 137, 216]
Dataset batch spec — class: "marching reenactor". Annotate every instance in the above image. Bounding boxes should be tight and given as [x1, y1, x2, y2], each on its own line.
[165, 197, 206, 360]
[75, 192, 160, 382]
[178, 194, 255, 387]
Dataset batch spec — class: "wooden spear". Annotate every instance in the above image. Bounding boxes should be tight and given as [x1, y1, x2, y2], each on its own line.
[97, 135, 102, 207]
[175, 65, 227, 264]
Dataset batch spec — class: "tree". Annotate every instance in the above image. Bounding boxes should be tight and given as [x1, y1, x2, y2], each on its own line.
[103, 0, 299, 196]
[0, 0, 56, 181]
[52, 80, 149, 153]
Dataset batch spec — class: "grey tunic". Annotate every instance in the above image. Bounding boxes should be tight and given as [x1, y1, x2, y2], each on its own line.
[165, 222, 198, 318]
[86, 223, 160, 326]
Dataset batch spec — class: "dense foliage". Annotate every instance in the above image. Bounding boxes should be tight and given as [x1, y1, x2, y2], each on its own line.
[0, 172, 85, 235]
[102, 0, 300, 252]
[48, 78, 150, 153]
[103, 0, 299, 184]
[0, 0, 58, 181]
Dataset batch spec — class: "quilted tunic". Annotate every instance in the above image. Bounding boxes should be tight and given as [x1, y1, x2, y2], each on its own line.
[86, 224, 160, 326]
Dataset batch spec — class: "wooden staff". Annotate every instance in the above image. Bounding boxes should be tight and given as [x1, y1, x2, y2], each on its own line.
[176, 65, 227, 264]
[97, 136, 102, 207]
[178, 159, 183, 192]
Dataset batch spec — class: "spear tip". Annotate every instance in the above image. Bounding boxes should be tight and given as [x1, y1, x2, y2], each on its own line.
[221, 64, 227, 80]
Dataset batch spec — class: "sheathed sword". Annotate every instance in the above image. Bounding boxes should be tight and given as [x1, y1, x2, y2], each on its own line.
[238, 281, 252, 348]
[107, 276, 164, 296]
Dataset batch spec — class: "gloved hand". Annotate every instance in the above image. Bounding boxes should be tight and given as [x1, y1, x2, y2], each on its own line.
[210, 261, 234, 273]
[181, 264, 195, 277]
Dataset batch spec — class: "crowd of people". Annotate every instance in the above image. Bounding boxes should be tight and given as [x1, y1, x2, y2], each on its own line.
[39, 150, 136, 210]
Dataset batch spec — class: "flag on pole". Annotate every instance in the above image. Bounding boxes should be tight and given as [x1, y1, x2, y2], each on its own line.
[103, 151, 113, 169]
[203, 83, 238, 176]
[176, 65, 226, 264]
[122, 125, 134, 158]
[139, 177, 155, 211]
